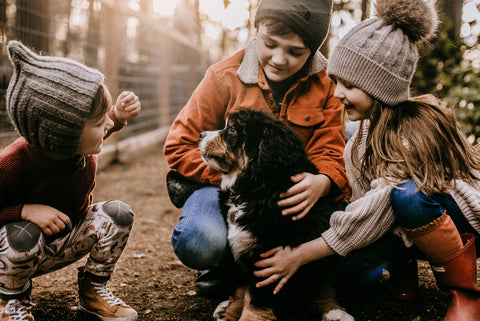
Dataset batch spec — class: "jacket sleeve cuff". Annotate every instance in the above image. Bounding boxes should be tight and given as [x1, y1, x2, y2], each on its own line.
[320, 171, 351, 201]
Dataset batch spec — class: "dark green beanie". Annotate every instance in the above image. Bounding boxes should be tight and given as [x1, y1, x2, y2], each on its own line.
[254, 0, 333, 52]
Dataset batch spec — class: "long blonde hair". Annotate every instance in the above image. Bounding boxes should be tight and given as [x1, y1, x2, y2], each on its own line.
[354, 94, 480, 195]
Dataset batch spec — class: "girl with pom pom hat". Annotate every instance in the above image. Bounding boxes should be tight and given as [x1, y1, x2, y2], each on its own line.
[254, 0, 480, 319]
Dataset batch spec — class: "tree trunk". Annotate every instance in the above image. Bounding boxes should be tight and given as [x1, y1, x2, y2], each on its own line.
[361, 0, 370, 21]
[0, 0, 6, 26]
[15, 0, 50, 52]
[436, 0, 463, 41]
[85, 0, 100, 65]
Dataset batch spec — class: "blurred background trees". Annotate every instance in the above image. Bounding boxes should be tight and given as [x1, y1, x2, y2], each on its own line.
[413, 0, 480, 144]
[0, 0, 479, 145]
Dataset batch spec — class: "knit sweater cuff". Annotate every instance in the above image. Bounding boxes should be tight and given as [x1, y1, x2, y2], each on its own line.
[0, 205, 23, 227]
[108, 107, 127, 132]
[321, 228, 355, 257]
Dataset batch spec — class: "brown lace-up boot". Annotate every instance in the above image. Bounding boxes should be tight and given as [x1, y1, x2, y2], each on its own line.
[78, 268, 137, 321]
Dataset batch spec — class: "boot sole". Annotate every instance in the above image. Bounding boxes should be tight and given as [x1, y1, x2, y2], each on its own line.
[78, 306, 138, 321]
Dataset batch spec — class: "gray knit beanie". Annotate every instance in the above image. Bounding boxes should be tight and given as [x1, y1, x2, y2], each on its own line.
[6, 40, 104, 155]
[327, 0, 438, 106]
[254, 0, 333, 52]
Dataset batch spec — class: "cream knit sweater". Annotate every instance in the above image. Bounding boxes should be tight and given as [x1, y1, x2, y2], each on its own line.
[321, 121, 480, 257]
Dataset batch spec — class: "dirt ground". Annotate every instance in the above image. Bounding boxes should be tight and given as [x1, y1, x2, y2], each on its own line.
[27, 141, 476, 321]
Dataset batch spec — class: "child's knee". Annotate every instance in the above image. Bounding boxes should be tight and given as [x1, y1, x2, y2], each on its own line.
[392, 181, 418, 206]
[171, 225, 229, 269]
[392, 181, 445, 228]
[391, 180, 423, 218]
[3, 221, 43, 257]
[97, 200, 134, 227]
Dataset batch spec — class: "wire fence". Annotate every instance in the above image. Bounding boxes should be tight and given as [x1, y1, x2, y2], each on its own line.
[0, 0, 210, 149]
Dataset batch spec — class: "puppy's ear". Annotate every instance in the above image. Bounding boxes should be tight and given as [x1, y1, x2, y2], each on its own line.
[257, 121, 306, 175]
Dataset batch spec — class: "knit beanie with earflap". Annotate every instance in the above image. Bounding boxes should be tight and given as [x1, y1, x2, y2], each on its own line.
[254, 0, 333, 52]
[6, 40, 104, 155]
[327, 0, 438, 106]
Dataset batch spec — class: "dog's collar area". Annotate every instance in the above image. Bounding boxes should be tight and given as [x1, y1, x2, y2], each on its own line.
[227, 191, 242, 205]
[227, 184, 267, 205]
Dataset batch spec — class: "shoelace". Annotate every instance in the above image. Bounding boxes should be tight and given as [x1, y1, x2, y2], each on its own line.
[1, 299, 35, 320]
[91, 282, 124, 307]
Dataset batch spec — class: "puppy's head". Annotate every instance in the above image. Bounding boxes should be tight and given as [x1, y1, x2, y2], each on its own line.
[199, 109, 307, 182]
[199, 110, 252, 175]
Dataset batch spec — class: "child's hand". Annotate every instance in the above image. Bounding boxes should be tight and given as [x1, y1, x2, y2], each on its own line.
[253, 246, 301, 294]
[114, 91, 141, 122]
[21, 204, 71, 236]
[277, 173, 331, 221]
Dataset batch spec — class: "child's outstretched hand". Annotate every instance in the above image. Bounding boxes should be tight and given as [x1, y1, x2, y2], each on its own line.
[114, 91, 141, 122]
[277, 173, 331, 221]
[253, 246, 301, 295]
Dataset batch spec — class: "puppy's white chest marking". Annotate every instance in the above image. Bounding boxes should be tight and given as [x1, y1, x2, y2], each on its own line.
[226, 198, 242, 223]
[226, 204, 257, 260]
[227, 206, 238, 224]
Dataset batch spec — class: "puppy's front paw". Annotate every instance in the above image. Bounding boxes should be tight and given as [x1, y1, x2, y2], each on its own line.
[213, 300, 231, 320]
[322, 308, 355, 321]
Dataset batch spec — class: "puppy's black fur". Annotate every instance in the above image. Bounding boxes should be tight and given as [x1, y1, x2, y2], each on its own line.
[200, 109, 343, 317]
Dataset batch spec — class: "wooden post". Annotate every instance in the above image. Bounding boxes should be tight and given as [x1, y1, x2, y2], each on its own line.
[159, 30, 172, 128]
[99, 0, 120, 164]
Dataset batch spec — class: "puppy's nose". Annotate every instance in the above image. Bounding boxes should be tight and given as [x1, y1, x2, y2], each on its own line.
[199, 132, 207, 139]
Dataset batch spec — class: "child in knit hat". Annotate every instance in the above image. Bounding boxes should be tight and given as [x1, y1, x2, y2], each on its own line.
[0, 40, 141, 321]
[163, 0, 352, 301]
[254, 0, 480, 319]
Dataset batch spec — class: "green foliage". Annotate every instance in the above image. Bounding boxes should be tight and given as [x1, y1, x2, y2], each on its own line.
[447, 61, 480, 142]
[413, 15, 480, 143]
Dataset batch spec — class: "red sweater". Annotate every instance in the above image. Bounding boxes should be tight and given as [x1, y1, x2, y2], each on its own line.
[0, 138, 97, 227]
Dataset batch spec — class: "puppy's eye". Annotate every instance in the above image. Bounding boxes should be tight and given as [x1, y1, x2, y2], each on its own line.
[228, 127, 237, 135]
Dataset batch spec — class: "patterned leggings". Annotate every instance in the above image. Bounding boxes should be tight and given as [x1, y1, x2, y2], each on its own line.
[0, 200, 134, 295]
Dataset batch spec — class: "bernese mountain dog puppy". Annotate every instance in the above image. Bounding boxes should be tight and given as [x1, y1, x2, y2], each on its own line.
[199, 109, 353, 321]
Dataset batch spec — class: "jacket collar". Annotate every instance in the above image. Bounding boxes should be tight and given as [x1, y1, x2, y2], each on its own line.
[237, 39, 328, 85]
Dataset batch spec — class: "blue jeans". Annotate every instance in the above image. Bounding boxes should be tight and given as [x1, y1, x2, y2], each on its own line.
[392, 180, 478, 237]
[171, 187, 233, 270]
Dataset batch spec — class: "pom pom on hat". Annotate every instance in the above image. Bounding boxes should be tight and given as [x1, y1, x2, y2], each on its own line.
[327, 0, 438, 106]
[375, 0, 438, 43]
[6, 40, 104, 155]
